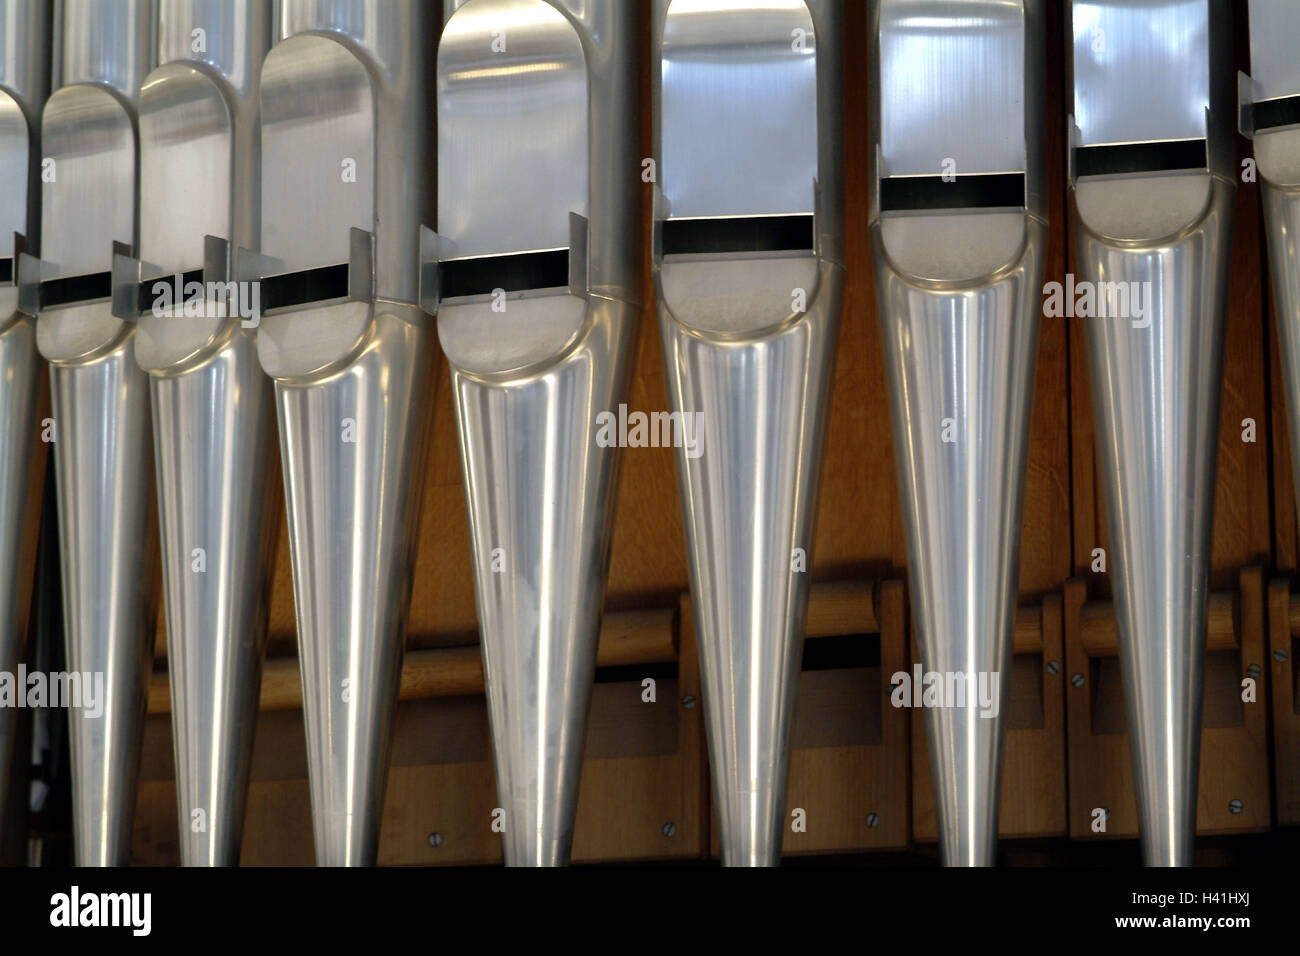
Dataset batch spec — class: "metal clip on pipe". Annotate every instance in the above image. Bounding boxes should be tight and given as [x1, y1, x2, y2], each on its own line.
[106, 0, 276, 867]
[17, 0, 156, 867]
[870, 0, 1046, 867]
[1243, 2, 1300, 532]
[653, 0, 845, 866]
[249, 0, 437, 866]
[1068, 0, 1236, 866]
[430, 0, 642, 866]
[0, 0, 50, 843]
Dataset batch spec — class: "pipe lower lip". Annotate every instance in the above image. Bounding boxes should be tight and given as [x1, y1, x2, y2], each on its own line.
[274, 306, 434, 866]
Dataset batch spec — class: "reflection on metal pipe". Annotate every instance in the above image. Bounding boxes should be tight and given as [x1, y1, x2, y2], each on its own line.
[1244, 2, 1300, 543]
[870, 0, 1046, 867]
[251, 0, 436, 866]
[19, 0, 157, 867]
[1068, 0, 1236, 866]
[0, 0, 50, 844]
[431, 0, 642, 866]
[652, 0, 845, 866]
[111, 0, 275, 866]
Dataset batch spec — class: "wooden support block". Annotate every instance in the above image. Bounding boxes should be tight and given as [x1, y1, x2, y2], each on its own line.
[1267, 578, 1300, 825]
[1064, 567, 1271, 842]
[703, 578, 911, 856]
[912, 595, 1068, 842]
[571, 597, 706, 862]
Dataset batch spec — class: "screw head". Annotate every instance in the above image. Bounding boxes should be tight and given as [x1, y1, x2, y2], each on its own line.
[681, 695, 696, 709]
[1229, 799, 1243, 815]
[1246, 663, 1261, 679]
[1047, 660, 1060, 675]
[866, 813, 880, 828]
[1275, 647, 1290, 663]
[1071, 673, 1086, 688]
[427, 832, 443, 848]
[662, 822, 676, 837]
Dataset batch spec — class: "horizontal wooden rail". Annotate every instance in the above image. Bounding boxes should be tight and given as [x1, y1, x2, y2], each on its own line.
[1076, 591, 1238, 657]
[148, 606, 678, 715]
[148, 578, 901, 715]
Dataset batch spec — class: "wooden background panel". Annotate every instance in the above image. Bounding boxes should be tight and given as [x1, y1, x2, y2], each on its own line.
[1018, 0, 1074, 603]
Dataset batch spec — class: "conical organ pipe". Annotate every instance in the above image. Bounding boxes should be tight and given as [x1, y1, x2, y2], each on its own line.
[1068, 0, 1237, 866]
[431, 0, 642, 866]
[870, 0, 1047, 867]
[652, 0, 845, 866]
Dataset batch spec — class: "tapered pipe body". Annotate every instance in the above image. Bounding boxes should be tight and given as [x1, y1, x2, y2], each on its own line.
[254, 0, 435, 865]
[1246, 2, 1300, 542]
[119, 0, 277, 867]
[870, 0, 1046, 867]
[434, 0, 642, 865]
[25, 0, 156, 867]
[0, 0, 50, 846]
[1069, 0, 1236, 865]
[652, 0, 844, 865]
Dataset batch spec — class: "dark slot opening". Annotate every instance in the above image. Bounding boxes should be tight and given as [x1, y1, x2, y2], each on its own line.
[41, 271, 111, 309]
[801, 633, 880, 672]
[879, 172, 1025, 213]
[1073, 138, 1207, 177]
[594, 660, 679, 685]
[0, 257, 11, 284]
[135, 268, 204, 316]
[662, 214, 814, 256]
[440, 249, 570, 300]
[260, 263, 349, 312]
[1255, 94, 1300, 132]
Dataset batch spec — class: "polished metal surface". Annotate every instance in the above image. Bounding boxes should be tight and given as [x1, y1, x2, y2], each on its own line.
[50, 343, 157, 866]
[1072, 1, 1211, 148]
[1069, 0, 1235, 866]
[435, 0, 642, 866]
[29, 0, 156, 867]
[256, 0, 435, 866]
[660, 0, 817, 220]
[653, 0, 844, 866]
[877, 1, 1026, 179]
[437, 0, 586, 260]
[871, 0, 1045, 868]
[0, 0, 50, 844]
[1247, 3, 1300, 559]
[132, 0, 276, 867]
